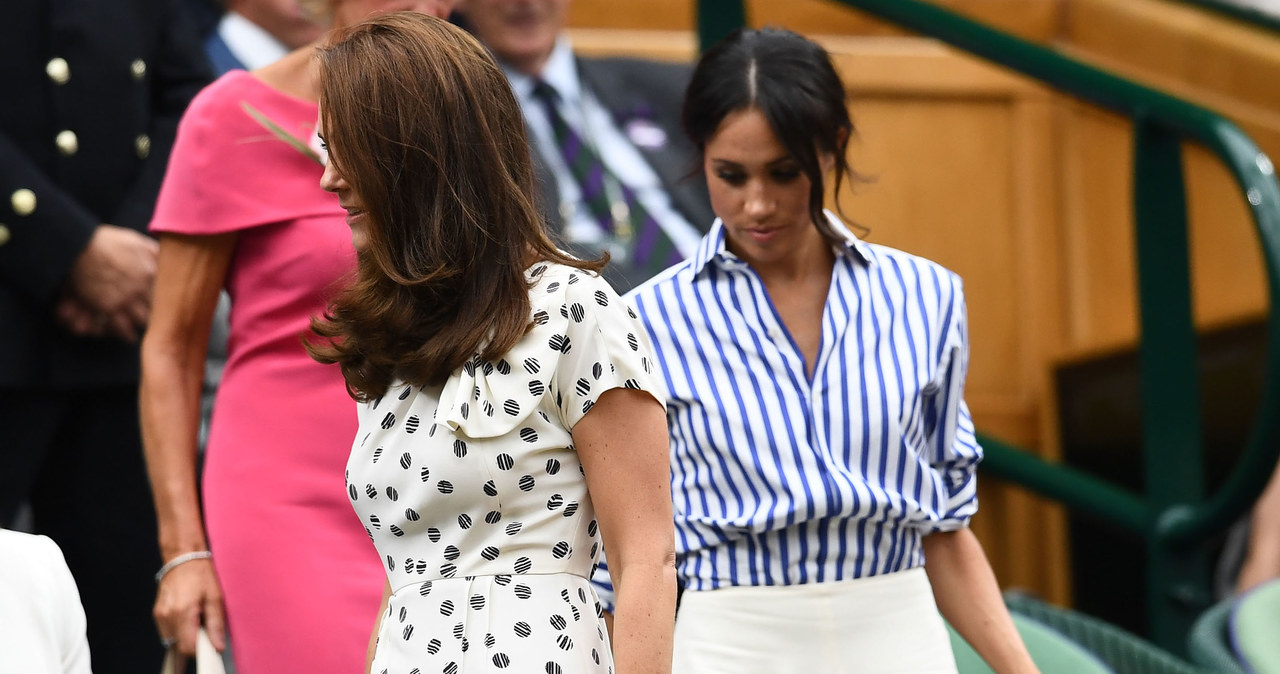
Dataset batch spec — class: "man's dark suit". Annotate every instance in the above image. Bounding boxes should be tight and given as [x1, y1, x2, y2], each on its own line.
[204, 30, 248, 75]
[0, 1, 210, 671]
[530, 56, 714, 292]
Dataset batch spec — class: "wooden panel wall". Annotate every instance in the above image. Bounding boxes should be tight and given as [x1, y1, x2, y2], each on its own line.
[565, 0, 1061, 41]
[1055, 0, 1274, 357]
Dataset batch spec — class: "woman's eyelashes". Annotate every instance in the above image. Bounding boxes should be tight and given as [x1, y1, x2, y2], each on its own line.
[713, 165, 803, 186]
[715, 169, 747, 186]
[770, 166, 802, 182]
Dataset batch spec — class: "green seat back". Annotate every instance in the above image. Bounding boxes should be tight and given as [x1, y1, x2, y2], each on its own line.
[1003, 592, 1207, 674]
[948, 613, 1113, 674]
[1232, 579, 1280, 674]
[1188, 595, 1246, 673]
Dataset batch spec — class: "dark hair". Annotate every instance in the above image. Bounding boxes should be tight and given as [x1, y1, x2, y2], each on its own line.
[307, 12, 600, 401]
[683, 27, 860, 238]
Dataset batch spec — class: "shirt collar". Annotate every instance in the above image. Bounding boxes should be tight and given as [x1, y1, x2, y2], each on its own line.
[218, 12, 290, 71]
[501, 37, 580, 104]
[690, 210, 874, 277]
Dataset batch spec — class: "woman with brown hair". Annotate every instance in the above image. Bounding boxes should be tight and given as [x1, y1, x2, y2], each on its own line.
[141, 1, 453, 672]
[310, 11, 677, 674]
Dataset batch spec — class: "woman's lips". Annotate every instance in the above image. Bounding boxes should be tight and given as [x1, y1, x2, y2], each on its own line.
[744, 227, 779, 244]
[344, 208, 366, 226]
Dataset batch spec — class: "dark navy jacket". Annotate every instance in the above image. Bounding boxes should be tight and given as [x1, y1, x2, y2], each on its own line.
[0, 0, 211, 388]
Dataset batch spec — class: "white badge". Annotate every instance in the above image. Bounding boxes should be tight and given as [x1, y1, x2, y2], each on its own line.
[625, 118, 668, 150]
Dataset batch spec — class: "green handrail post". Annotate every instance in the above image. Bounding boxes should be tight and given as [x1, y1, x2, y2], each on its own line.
[1132, 118, 1211, 646]
[696, 0, 1280, 653]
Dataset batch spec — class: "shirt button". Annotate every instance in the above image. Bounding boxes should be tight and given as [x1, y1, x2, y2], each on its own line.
[0, 224, 10, 247]
[55, 130, 78, 156]
[11, 189, 36, 216]
[46, 57, 70, 84]
[135, 134, 151, 159]
[130, 59, 147, 80]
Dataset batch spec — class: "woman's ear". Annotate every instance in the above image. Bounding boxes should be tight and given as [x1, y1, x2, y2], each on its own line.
[820, 151, 837, 176]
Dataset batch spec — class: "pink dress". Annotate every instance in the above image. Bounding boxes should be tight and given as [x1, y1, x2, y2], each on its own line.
[150, 71, 383, 674]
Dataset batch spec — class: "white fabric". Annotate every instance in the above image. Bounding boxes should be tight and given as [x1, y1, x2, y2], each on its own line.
[159, 629, 225, 674]
[501, 38, 703, 260]
[217, 12, 289, 71]
[672, 567, 957, 674]
[0, 530, 92, 674]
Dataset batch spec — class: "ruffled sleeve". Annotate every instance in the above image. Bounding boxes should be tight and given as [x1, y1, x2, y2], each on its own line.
[150, 71, 333, 236]
[548, 269, 665, 430]
[435, 264, 664, 440]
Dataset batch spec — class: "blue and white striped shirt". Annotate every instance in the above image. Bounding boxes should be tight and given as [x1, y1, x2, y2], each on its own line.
[592, 213, 981, 610]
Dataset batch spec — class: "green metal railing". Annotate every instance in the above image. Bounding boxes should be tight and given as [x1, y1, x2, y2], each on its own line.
[1170, 0, 1280, 35]
[697, 0, 1280, 654]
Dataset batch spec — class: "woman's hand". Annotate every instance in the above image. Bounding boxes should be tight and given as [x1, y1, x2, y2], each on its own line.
[154, 557, 226, 654]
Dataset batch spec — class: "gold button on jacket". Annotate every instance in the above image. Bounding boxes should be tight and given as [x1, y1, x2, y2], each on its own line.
[55, 130, 78, 156]
[0, 225, 10, 247]
[135, 134, 151, 159]
[10, 189, 36, 216]
[46, 57, 69, 84]
[130, 59, 146, 79]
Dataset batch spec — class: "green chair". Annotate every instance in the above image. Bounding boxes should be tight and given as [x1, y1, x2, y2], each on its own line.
[1003, 593, 1207, 674]
[1187, 595, 1246, 673]
[948, 613, 1113, 673]
[1231, 579, 1280, 674]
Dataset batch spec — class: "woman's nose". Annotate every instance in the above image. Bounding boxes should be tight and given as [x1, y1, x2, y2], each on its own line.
[743, 182, 774, 219]
[319, 161, 344, 193]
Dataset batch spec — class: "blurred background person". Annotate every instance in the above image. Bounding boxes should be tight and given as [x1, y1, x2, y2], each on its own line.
[456, 0, 713, 292]
[1237, 459, 1280, 593]
[206, 0, 328, 74]
[140, 1, 453, 672]
[0, 2, 210, 672]
[0, 529, 92, 674]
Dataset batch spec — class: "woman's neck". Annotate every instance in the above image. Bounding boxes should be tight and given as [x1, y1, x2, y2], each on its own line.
[740, 229, 836, 286]
[252, 43, 321, 102]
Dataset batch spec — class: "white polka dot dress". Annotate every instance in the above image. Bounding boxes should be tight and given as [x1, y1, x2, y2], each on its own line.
[347, 263, 663, 673]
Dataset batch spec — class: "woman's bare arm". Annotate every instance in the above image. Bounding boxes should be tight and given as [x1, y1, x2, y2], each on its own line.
[924, 529, 1038, 674]
[1238, 457, 1280, 593]
[140, 232, 236, 654]
[574, 388, 677, 674]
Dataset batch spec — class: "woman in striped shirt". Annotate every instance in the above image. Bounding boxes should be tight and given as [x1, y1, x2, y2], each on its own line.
[597, 27, 1037, 673]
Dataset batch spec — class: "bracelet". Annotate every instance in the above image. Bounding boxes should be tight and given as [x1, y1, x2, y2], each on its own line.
[155, 550, 212, 583]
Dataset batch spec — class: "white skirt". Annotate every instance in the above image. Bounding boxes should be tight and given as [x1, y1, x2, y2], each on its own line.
[673, 567, 957, 674]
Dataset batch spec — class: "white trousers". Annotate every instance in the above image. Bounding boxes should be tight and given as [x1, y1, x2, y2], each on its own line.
[673, 567, 958, 674]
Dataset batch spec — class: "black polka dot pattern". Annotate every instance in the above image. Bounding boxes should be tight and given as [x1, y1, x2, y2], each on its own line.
[348, 264, 653, 672]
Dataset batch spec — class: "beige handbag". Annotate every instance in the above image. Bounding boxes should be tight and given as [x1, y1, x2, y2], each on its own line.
[159, 629, 226, 674]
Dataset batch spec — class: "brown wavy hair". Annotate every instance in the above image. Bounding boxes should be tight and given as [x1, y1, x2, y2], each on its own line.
[306, 12, 601, 401]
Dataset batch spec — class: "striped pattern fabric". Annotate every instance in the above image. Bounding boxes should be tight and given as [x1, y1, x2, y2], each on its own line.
[530, 80, 683, 278]
[592, 213, 982, 610]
